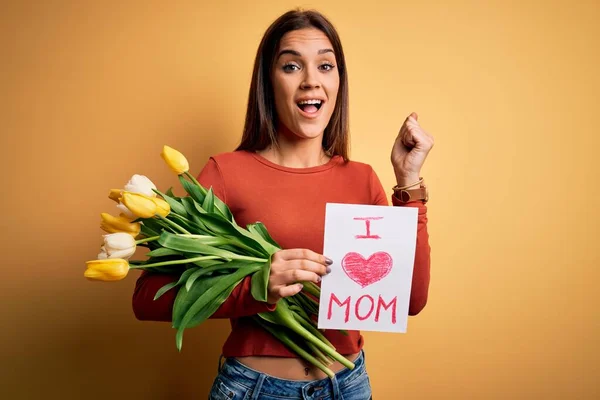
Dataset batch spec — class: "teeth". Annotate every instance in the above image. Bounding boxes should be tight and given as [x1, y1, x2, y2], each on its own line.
[298, 99, 322, 105]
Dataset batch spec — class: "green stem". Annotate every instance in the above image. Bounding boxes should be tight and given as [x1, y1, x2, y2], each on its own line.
[135, 236, 160, 245]
[128, 255, 220, 269]
[231, 254, 268, 263]
[280, 310, 353, 370]
[306, 342, 333, 366]
[301, 281, 321, 299]
[289, 303, 312, 324]
[295, 292, 319, 316]
[293, 312, 334, 349]
[157, 215, 190, 234]
[254, 318, 335, 378]
[184, 171, 205, 191]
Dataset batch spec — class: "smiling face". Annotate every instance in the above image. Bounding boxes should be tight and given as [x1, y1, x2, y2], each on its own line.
[271, 28, 340, 142]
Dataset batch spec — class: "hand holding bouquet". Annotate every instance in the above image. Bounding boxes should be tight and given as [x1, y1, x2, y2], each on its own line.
[84, 145, 355, 377]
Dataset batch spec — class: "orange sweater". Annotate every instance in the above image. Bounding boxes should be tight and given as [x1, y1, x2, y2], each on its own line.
[132, 150, 431, 357]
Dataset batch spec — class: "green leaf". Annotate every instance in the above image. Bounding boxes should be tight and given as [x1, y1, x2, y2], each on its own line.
[140, 222, 161, 238]
[167, 212, 206, 234]
[251, 259, 271, 302]
[166, 187, 177, 198]
[180, 197, 205, 218]
[193, 211, 265, 254]
[234, 224, 280, 256]
[185, 263, 235, 291]
[214, 199, 234, 223]
[202, 188, 215, 213]
[178, 175, 234, 223]
[146, 248, 182, 257]
[158, 231, 239, 259]
[185, 260, 256, 290]
[197, 212, 240, 236]
[195, 214, 267, 256]
[249, 222, 281, 248]
[178, 175, 207, 204]
[153, 189, 188, 217]
[173, 264, 262, 350]
[153, 267, 199, 300]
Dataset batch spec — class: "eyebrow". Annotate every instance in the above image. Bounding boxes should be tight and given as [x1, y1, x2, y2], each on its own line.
[277, 48, 334, 59]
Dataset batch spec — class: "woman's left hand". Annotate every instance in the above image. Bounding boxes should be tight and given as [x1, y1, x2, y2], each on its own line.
[391, 112, 434, 185]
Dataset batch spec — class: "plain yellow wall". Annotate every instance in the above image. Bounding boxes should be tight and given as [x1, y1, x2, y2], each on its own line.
[1, 0, 598, 399]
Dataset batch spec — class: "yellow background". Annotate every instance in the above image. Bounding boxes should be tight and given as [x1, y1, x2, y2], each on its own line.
[2, 0, 598, 399]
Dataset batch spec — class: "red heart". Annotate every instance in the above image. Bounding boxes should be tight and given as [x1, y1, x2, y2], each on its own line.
[341, 252, 393, 288]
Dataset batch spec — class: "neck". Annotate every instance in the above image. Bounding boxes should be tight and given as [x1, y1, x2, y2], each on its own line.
[258, 126, 331, 168]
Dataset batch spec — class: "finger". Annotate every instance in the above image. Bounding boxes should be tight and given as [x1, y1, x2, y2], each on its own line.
[277, 283, 304, 299]
[278, 248, 331, 265]
[402, 125, 416, 148]
[407, 117, 420, 130]
[279, 259, 329, 276]
[282, 269, 322, 285]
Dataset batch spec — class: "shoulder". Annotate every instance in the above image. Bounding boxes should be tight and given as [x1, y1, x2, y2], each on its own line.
[202, 150, 257, 174]
[209, 150, 254, 166]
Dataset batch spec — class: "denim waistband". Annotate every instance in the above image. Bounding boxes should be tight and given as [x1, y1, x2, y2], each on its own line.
[219, 350, 366, 397]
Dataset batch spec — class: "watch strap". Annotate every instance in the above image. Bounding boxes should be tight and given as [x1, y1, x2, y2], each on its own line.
[395, 186, 428, 203]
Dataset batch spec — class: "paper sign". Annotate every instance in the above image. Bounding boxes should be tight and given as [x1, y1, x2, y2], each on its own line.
[317, 203, 419, 333]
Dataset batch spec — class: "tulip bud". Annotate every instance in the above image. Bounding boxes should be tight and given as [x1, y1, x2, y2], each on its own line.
[102, 232, 136, 260]
[100, 213, 141, 237]
[152, 197, 171, 218]
[161, 145, 189, 175]
[124, 174, 157, 197]
[121, 192, 157, 219]
[84, 259, 129, 281]
[108, 189, 122, 203]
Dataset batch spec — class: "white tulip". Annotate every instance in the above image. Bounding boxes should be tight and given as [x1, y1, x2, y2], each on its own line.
[101, 232, 136, 260]
[116, 202, 136, 219]
[97, 246, 109, 259]
[124, 174, 157, 197]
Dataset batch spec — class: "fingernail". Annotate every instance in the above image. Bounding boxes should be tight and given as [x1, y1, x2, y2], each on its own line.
[317, 276, 322, 282]
[326, 266, 332, 274]
[325, 257, 333, 265]
[298, 283, 304, 290]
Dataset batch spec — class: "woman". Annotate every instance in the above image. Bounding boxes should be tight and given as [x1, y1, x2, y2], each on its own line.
[132, 9, 433, 400]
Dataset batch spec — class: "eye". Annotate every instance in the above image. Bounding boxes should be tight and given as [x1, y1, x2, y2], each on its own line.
[282, 63, 300, 73]
[319, 63, 335, 72]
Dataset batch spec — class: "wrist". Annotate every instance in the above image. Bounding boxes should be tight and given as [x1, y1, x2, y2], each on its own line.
[394, 172, 421, 188]
[392, 174, 429, 204]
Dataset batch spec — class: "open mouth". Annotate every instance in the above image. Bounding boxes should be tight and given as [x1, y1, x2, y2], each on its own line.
[296, 99, 323, 114]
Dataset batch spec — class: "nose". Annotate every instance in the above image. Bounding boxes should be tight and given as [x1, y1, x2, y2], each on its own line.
[300, 67, 321, 89]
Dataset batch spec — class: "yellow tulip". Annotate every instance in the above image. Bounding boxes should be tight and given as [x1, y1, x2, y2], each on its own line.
[161, 145, 189, 175]
[84, 259, 129, 281]
[108, 189, 122, 203]
[152, 196, 171, 218]
[121, 192, 157, 219]
[100, 212, 141, 236]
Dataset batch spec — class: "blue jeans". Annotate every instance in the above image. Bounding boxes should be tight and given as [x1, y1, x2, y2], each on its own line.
[208, 350, 372, 400]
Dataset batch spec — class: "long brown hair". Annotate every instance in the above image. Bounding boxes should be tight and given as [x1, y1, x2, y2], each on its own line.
[235, 9, 350, 161]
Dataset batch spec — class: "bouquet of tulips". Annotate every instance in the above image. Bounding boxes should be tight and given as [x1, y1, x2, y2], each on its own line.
[84, 145, 354, 377]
